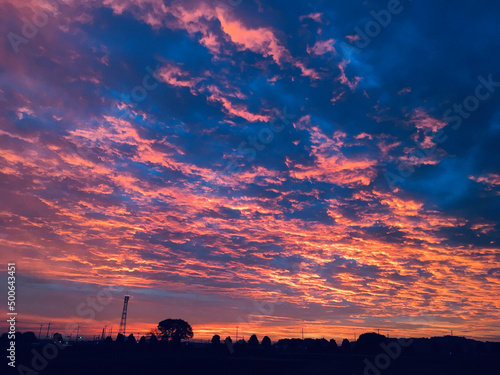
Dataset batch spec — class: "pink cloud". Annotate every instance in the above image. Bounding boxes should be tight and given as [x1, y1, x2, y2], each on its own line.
[346, 34, 361, 43]
[470, 174, 500, 193]
[206, 85, 270, 123]
[294, 61, 320, 80]
[299, 12, 323, 23]
[92, 0, 320, 82]
[156, 63, 203, 93]
[331, 90, 345, 104]
[409, 108, 447, 149]
[411, 108, 447, 133]
[355, 133, 373, 140]
[398, 87, 412, 95]
[337, 60, 361, 91]
[307, 39, 337, 56]
[377, 140, 401, 156]
[292, 116, 377, 186]
[216, 9, 289, 66]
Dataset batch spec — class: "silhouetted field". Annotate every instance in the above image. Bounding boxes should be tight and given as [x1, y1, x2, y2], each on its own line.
[4, 332, 500, 375]
[40, 349, 500, 375]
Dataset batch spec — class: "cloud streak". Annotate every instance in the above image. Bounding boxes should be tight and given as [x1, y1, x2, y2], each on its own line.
[0, 0, 499, 342]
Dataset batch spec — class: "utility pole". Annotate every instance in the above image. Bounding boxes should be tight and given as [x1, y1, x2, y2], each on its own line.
[76, 326, 80, 341]
[46, 323, 51, 339]
[378, 329, 380, 335]
[38, 324, 44, 339]
[236, 326, 238, 342]
[301, 327, 304, 340]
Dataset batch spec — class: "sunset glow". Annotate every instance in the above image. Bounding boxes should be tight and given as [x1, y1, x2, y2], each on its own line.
[1, 0, 499, 343]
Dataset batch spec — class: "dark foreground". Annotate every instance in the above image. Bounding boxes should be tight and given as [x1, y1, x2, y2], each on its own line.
[6, 339, 500, 375]
[35, 350, 500, 375]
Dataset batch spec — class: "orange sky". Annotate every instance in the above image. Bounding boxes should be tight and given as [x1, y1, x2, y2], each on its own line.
[1, 0, 499, 343]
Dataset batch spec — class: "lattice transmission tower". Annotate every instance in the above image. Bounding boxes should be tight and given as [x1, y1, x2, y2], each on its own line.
[119, 296, 130, 336]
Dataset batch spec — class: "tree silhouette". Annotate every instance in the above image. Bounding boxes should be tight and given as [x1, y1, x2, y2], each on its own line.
[248, 334, 259, 346]
[116, 333, 125, 345]
[22, 332, 37, 344]
[329, 338, 338, 351]
[138, 336, 146, 347]
[157, 319, 193, 343]
[127, 334, 136, 345]
[262, 336, 272, 347]
[149, 333, 159, 346]
[147, 327, 160, 339]
[211, 334, 221, 345]
[224, 336, 232, 345]
[313, 338, 329, 352]
[341, 338, 350, 352]
[52, 333, 63, 343]
[355, 332, 386, 354]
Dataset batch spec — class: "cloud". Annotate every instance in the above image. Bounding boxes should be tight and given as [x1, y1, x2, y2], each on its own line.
[307, 39, 337, 56]
[299, 12, 323, 23]
[0, 0, 499, 342]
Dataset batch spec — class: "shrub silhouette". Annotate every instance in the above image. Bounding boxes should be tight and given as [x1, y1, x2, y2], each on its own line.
[262, 336, 272, 347]
[341, 338, 350, 353]
[248, 334, 259, 346]
[355, 332, 386, 354]
[329, 338, 338, 351]
[127, 334, 136, 345]
[234, 339, 247, 354]
[149, 333, 159, 346]
[22, 332, 37, 344]
[313, 338, 329, 352]
[138, 336, 146, 347]
[211, 334, 221, 345]
[147, 327, 160, 339]
[116, 333, 125, 345]
[52, 332, 63, 343]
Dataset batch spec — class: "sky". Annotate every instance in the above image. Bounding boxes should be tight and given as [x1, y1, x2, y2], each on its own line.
[0, 0, 499, 342]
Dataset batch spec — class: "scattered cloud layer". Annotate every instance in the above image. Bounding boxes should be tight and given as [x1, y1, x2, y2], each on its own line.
[0, 0, 499, 341]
